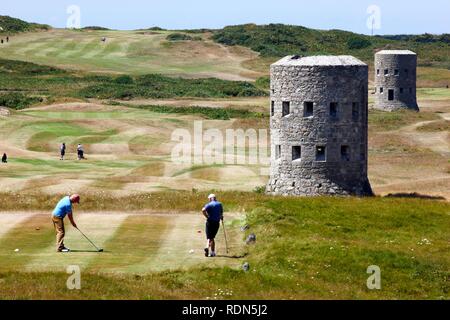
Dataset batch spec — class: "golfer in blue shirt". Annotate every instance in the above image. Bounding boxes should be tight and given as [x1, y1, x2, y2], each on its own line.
[52, 194, 79, 252]
[202, 194, 223, 257]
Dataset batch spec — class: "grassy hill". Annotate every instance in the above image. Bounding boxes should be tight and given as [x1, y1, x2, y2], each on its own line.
[0, 19, 449, 85]
[0, 15, 50, 33]
[212, 24, 450, 69]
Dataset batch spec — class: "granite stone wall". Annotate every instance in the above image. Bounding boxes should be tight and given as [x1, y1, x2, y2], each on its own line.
[266, 55, 373, 196]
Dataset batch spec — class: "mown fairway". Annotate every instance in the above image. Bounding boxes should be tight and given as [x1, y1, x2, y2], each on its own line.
[0, 196, 448, 299]
[0, 102, 268, 195]
[0, 29, 262, 80]
[0, 212, 244, 274]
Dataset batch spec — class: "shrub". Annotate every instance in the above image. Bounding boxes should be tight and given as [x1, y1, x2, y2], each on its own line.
[0, 59, 64, 75]
[0, 93, 43, 109]
[166, 33, 193, 41]
[255, 76, 270, 90]
[114, 75, 134, 85]
[347, 36, 372, 49]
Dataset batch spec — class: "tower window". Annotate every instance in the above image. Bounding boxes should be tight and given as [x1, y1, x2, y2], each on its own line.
[275, 145, 281, 159]
[316, 146, 326, 161]
[384, 69, 389, 75]
[304, 102, 314, 117]
[330, 102, 338, 119]
[394, 69, 399, 76]
[271, 101, 275, 116]
[352, 102, 359, 121]
[388, 89, 394, 101]
[292, 146, 301, 161]
[282, 101, 290, 117]
[341, 145, 350, 161]
[380, 87, 384, 94]
[376, 69, 380, 75]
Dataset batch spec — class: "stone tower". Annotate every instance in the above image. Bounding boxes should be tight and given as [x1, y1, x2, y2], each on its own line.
[266, 55, 372, 196]
[374, 50, 419, 111]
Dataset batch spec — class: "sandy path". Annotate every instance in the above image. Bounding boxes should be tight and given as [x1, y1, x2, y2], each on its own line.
[398, 113, 450, 157]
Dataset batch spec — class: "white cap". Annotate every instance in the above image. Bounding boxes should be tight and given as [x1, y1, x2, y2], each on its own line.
[208, 194, 216, 200]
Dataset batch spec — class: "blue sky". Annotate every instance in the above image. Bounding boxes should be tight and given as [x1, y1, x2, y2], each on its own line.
[2, 0, 449, 34]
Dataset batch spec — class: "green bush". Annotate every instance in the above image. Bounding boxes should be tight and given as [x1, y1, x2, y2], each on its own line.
[78, 74, 267, 99]
[114, 75, 134, 85]
[166, 33, 193, 41]
[0, 59, 64, 75]
[129, 104, 265, 120]
[347, 36, 372, 49]
[255, 76, 270, 90]
[82, 26, 110, 31]
[0, 15, 50, 33]
[0, 93, 42, 109]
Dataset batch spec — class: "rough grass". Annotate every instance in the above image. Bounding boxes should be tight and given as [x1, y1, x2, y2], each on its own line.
[416, 120, 450, 132]
[369, 110, 440, 131]
[0, 58, 266, 108]
[126, 104, 266, 120]
[0, 195, 448, 299]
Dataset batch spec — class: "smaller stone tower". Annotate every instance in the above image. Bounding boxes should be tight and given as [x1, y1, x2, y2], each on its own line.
[374, 50, 419, 111]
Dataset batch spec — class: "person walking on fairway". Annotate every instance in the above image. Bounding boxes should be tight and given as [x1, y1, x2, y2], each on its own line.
[52, 194, 79, 252]
[1, 153, 7, 163]
[202, 194, 223, 257]
[77, 144, 84, 160]
[60, 142, 66, 160]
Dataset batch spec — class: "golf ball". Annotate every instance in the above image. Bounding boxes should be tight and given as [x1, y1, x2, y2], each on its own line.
[189, 249, 195, 254]
[14, 249, 19, 252]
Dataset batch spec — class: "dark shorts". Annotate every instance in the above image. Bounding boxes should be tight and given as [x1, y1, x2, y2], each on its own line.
[206, 220, 220, 240]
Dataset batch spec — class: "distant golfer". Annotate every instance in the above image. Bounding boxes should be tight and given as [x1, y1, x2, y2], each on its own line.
[1, 153, 7, 163]
[77, 144, 85, 160]
[60, 143, 66, 160]
[52, 194, 79, 252]
[202, 194, 223, 257]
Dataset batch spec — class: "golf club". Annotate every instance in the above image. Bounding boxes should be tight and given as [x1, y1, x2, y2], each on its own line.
[222, 220, 229, 254]
[76, 227, 103, 252]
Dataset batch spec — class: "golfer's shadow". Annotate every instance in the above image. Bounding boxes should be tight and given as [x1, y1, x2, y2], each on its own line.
[70, 249, 108, 253]
[216, 253, 248, 259]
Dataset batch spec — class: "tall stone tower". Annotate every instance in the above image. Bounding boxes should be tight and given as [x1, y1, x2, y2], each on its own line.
[266, 55, 372, 196]
[374, 50, 419, 111]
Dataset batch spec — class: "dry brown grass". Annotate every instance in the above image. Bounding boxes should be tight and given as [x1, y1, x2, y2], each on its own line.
[416, 119, 450, 132]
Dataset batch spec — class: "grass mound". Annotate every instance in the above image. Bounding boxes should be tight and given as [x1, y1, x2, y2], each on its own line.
[0, 15, 50, 33]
